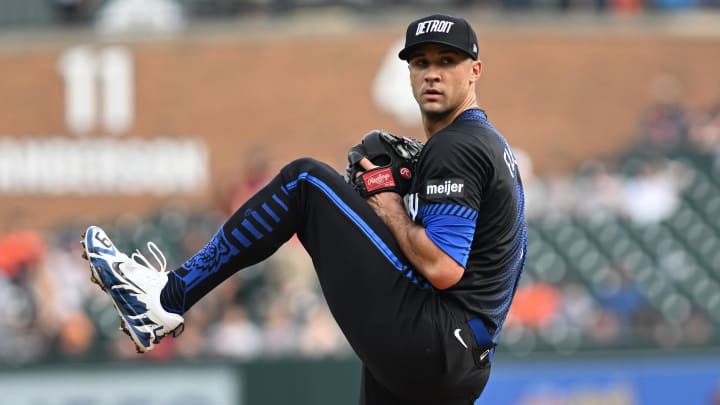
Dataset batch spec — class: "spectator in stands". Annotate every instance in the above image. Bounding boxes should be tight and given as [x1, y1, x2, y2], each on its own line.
[0, 214, 57, 363]
[505, 282, 562, 330]
[261, 299, 299, 357]
[298, 303, 351, 359]
[621, 158, 681, 224]
[688, 97, 720, 152]
[95, 0, 186, 35]
[0, 228, 46, 279]
[54, 312, 96, 358]
[51, 0, 101, 23]
[219, 145, 273, 215]
[560, 283, 605, 342]
[637, 73, 690, 152]
[574, 159, 626, 218]
[594, 264, 644, 340]
[42, 229, 102, 358]
[207, 305, 263, 359]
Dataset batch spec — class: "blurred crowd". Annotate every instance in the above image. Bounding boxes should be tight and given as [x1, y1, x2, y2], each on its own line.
[47, 0, 720, 22]
[1, 76, 720, 365]
[1, 0, 718, 33]
[505, 77, 720, 354]
[524, 74, 720, 223]
[0, 213, 353, 364]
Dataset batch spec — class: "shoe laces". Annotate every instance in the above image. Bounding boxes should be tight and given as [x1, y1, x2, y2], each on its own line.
[131, 241, 168, 273]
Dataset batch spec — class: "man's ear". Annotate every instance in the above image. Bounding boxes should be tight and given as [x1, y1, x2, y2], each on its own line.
[470, 60, 483, 83]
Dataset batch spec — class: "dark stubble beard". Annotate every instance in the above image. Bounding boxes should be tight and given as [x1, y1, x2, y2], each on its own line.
[423, 108, 452, 123]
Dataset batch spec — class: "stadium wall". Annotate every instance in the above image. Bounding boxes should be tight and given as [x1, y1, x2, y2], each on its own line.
[3, 354, 720, 404]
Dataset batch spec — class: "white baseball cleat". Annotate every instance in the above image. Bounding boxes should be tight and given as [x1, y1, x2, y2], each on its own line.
[81, 225, 184, 353]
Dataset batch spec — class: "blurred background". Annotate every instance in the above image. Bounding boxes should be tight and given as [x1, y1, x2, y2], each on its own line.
[1, 0, 720, 404]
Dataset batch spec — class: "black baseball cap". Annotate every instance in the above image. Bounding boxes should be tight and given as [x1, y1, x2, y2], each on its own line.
[398, 14, 478, 61]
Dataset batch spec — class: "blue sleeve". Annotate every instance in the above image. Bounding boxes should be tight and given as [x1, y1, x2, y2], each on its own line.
[421, 203, 478, 267]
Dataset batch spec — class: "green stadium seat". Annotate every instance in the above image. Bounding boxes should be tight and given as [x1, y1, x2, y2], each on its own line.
[659, 292, 692, 324]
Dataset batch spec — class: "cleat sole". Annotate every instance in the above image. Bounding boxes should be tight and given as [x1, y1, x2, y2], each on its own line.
[89, 275, 104, 290]
[119, 319, 134, 341]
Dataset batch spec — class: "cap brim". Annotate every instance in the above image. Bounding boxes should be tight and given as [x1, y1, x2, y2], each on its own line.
[398, 40, 476, 61]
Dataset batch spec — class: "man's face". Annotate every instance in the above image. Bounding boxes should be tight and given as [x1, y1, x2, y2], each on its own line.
[407, 44, 480, 119]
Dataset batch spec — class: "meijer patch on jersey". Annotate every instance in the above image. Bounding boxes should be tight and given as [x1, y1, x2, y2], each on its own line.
[424, 178, 465, 198]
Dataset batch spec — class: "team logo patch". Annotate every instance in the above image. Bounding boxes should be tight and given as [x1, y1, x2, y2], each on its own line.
[362, 168, 395, 192]
[424, 178, 465, 198]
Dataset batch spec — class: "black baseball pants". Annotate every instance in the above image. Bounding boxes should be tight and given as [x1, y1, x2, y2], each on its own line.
[174, 158, 491, 404]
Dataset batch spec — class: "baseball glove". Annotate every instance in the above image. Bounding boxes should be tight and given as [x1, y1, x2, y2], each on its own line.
[345, 130, 424, 197]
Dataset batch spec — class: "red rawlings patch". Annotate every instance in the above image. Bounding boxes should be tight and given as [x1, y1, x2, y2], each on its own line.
[363, 168, 395, 192]
[400, 167, 412, 179]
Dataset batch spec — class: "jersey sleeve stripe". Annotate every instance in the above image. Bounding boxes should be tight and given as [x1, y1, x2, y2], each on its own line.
[418, 203, 478, 268]
[422, 213, 476, 268]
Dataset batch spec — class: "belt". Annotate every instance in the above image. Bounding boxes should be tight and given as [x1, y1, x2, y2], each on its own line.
[468, 317, 495, 364]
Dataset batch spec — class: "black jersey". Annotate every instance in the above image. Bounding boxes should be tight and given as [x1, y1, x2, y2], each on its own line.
[404, 109, 527, 340]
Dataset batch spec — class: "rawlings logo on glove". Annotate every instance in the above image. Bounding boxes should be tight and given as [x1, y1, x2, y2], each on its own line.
[362, 168, 396, 192]
[345, 130, 424, 198]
